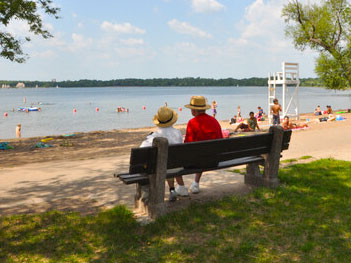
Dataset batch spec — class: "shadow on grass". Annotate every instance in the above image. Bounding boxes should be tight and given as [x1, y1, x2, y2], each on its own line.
[1, 159, 351, 262]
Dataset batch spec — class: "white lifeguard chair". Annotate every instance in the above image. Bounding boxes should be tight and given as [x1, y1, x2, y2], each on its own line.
[268, 62, 300, 124]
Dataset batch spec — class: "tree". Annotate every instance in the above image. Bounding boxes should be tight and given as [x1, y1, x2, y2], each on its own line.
[0, 0, 59, 63]
[282, 0, 351, 90]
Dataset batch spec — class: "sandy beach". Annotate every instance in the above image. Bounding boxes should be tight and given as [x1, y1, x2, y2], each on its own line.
[1, 111, 350, 217]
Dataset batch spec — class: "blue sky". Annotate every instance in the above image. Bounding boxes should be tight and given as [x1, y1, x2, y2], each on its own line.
[0, 0, 318, 81]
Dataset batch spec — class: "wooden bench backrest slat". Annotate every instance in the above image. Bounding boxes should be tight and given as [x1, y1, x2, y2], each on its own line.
[129, 147, 157, 174]
[167, 133, 272, 169]
[129, 130, 292, 174]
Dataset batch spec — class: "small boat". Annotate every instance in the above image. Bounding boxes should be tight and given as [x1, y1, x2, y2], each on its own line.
[18, 107, 40, 112]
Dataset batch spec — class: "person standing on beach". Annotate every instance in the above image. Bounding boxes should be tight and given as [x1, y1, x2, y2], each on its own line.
[16, 124, 21, 138]
[140, 106, 188, 201]
[184, 96, 223, 194]
[271, 99, 282, 125]
[211, 100, 217, 118]
[237, 105, 241, 118]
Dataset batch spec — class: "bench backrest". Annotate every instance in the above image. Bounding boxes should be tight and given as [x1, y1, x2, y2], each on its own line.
[129, 130, 292, 174]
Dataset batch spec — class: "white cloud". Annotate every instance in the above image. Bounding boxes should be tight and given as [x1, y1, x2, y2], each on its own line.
[120, 38, 144, 45]
[77, 22, 84, 29]
[101, 21, 146, 34]
[168, 19, 212, 38]
[224, 0, 318, 76]
[45, 32, 67, 48]
[164, 42, 224, 63]
[6, 20, 31, 37]
[227, 37, 248, 46]
[67, 33, 93, 51]
[44, 23, 54, 31]
[32, 50, 57, 58]
[228, 0, 292, 53]
[191, 0, 224, 13]
[114, 47, 146, 58]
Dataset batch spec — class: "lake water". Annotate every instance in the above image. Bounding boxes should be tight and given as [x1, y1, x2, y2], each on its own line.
[1, 86, 350, 139]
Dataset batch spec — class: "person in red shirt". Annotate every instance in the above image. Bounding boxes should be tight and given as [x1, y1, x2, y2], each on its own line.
[183, 95, 223, 194]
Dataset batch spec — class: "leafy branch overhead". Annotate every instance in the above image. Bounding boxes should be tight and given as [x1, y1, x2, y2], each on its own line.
[0, 0, 59, 63]
[282, 0, 351, 90]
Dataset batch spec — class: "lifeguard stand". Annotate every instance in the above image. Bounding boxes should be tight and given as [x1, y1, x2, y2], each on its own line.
[268, 62, 300, 124]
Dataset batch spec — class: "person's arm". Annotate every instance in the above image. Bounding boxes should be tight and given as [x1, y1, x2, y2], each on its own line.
[279, 105, 282, 112]
[140, 132, 154, 147]
[184, 123, 194, 142]
[256, 119, 260, 131]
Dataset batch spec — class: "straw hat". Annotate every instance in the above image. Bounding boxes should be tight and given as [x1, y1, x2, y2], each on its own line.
[152, 106, 178, 128]
[184, 96, 211, 110]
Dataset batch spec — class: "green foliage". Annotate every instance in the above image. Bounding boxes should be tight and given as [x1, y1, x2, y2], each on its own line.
[282, 0, 351, 90]
[1, 159, 351, 262]
[0, 0, 59, 63]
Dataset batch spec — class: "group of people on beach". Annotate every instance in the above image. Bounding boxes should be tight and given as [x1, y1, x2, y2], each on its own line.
[269, 98, 309, 130]
[228, 105, 264, 132]
[140, 95, 223, 202]
[228, 98, 309, 132]
[314, 105, 333, 116]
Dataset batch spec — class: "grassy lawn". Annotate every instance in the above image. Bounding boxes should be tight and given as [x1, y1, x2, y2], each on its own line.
[1, 159, 351, 262]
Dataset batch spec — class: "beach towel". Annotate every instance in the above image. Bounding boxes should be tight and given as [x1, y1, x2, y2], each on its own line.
[0, 142, 14, 150]
[31, 142, 54, 149]
[41, 137, 54, 143]
[222, 129, 230, 138]
[63, 134, 76, 137]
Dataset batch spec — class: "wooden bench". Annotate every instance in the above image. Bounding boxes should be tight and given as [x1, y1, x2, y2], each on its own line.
[116, 126, 292, 219]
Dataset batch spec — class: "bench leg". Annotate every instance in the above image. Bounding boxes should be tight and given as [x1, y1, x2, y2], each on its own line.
[135, 183, 149, 214]
[133, 137, 168, 219]
[262, 126, 284, 188]
[134, 137, 169, 219]
[245, 161, 263, 186]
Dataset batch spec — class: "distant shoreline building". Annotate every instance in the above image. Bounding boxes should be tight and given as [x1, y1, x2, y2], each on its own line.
[16, 82, 25, 88]
[1, 84, 11, 88]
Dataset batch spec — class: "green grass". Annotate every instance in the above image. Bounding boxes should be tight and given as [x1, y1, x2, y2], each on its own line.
[300, 155, 313, 160]
[1, 159, 351, 262]
[228, 168, 246, 175]
[282, 155, 314, 164]
[281, 158, 299, 163]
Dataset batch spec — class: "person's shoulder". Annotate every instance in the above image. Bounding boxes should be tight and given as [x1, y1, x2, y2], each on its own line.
[187, 116, 197, 125]
[168, 126, 182, 134]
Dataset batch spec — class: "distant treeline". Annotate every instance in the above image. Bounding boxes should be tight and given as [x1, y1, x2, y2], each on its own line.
[1, 77, 323, 88]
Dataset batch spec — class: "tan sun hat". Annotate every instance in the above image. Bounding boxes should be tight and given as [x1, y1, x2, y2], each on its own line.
[184, 95, 211, 110]
[152, 106, 178, 128]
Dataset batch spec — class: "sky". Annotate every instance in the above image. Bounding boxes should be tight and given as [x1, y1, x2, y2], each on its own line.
[0, 0, 319, 81]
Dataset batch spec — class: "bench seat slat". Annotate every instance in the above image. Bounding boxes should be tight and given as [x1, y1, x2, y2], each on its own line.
[118, 156, 264, 185]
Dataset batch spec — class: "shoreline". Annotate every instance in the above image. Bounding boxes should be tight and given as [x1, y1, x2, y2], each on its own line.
[1, 110, 350, 169]
[1, 108, 348, 141]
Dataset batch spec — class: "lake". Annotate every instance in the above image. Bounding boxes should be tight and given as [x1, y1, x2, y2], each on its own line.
[1, 86, 350, 139]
